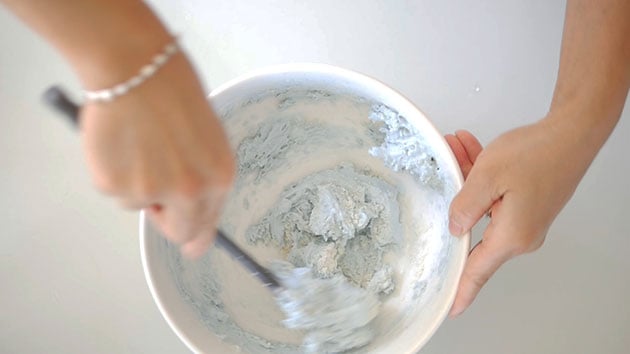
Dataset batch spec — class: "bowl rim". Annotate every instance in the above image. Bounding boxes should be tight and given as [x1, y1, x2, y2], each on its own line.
[140, 62, 470, 353]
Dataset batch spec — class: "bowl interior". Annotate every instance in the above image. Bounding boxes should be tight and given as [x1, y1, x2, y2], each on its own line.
[141, 64, 469, 354]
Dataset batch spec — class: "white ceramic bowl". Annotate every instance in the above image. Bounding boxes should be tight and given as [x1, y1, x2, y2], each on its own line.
[140, 64, 470, 353]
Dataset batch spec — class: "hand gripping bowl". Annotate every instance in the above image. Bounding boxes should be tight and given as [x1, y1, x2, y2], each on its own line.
[140, 64, 470, 354]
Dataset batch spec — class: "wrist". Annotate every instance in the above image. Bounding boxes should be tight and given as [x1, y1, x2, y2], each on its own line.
[544, 69, 628, 154]
[546, 78, 628, 154]
[82, 38, 179, 102]
[34, 0, 176, 91]
[69, 27, 173, 91]
[541, 105, 617, 170]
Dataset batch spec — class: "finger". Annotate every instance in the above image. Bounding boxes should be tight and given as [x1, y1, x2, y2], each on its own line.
[147, 196, 211, 244]
[454, 130, 483, 163]
[180, 231, 217, 259]
[449, 162, 499, 236]
[445, 134, 474, 179]
[180, 205, 221, 259]
[145, 204, 172, 239]
[145, 203, 166, 230]
[449, 223, 512, 317]
[118, 198, 155, 210]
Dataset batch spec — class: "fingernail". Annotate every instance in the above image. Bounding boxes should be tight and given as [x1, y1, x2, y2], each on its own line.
[449, 307, 464, 318]
[449, 219, 463, 236]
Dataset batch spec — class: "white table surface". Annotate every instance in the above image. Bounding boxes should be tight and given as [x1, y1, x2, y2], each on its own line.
[1, 1, 628, 353]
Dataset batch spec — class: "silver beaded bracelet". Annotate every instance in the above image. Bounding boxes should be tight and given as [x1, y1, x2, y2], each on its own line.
[83, 39, 179, 103]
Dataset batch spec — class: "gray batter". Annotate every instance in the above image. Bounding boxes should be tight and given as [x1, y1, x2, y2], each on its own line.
[247, 164, 401, 352]
[272, 261, 380, 354]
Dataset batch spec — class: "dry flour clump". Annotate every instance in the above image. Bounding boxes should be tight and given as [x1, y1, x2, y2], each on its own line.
[246, 164, 400, 295]
[246, 164, 402, 352]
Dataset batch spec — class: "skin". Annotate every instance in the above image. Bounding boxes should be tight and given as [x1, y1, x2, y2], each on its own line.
[1, 0, 628, 319]
[446, 0, 629, 317]
[1, 0, 236, 259]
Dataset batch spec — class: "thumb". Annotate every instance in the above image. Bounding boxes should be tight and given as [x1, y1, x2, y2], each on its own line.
[449, 223, 511, 317]
[449, 164, 499, 236]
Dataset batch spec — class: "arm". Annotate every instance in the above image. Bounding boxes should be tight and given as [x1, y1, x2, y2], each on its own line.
[1, 0, 236, 258]
[447, 0, 629, 317]
[547, 0, 629, 161]
[2, 0, 170, 89]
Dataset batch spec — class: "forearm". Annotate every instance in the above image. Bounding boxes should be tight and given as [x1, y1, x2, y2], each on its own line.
[0, 0, 172, 89]
[448, 1, 629, 317]
[547, 0, 630, 152]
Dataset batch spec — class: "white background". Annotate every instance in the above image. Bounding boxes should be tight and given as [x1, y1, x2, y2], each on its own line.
[1, 1, 629, 353]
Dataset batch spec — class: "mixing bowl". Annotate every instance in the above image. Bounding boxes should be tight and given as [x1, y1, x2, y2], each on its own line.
[140, 63, 470, 353]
